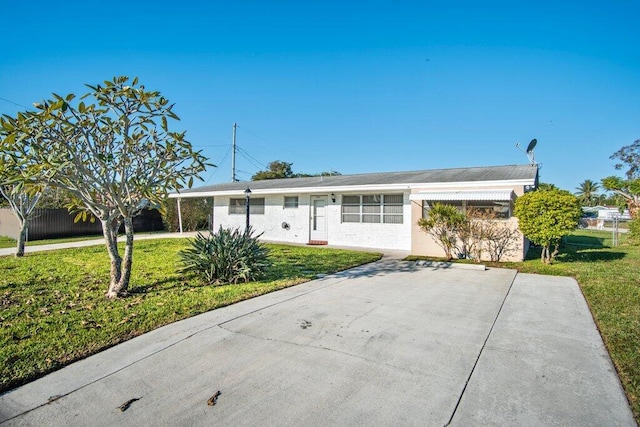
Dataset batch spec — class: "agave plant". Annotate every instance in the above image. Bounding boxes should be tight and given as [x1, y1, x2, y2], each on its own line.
[178, 226, 270, 284]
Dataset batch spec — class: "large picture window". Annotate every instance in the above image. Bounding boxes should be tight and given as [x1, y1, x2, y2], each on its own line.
[229, 198, 265, 215]
[466, 200, 511, 218]
[342, 194, 403, 224]
[422, 200, 511, 219]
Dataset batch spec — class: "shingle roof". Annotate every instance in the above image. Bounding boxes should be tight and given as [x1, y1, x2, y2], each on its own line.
[173, 164, 538, 196]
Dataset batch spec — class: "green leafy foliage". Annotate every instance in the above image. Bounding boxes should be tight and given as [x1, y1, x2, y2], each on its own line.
[602, 175, 640, 219]
[252, 160, 294, 180]
[537, 182, 559, 191]
[0, 126, 47, 256]
[514, 189, 582, 263]
[628, 219, 640, 246]
[251, 160, 341, 180]
[417, 203, 466, 260]
[575, 179, 601, 206]
[178, 227, 271, 284]
[162, 197, 211, 232]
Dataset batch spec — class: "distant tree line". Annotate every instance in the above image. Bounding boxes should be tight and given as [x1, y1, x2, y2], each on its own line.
[251, 160, 340, 181]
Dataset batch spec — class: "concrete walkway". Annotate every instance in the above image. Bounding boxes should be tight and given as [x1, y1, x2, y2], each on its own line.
[0, 232, 406, 258]
[0, 232, 202, 257]
[0, 258, 634, 426]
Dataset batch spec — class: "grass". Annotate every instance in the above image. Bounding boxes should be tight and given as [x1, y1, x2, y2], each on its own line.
[0, 234, 104, 249]
[0, 236, 16, 248]
[0, 239, 381, 393]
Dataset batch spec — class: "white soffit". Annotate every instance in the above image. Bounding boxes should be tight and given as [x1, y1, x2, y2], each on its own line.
[409, 189, 514, 201]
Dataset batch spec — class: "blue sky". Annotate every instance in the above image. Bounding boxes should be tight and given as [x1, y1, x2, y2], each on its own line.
[2, 1, 639, 192]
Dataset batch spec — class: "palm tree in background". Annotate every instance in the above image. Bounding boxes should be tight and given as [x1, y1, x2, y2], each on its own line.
[575, 179, 601, 206]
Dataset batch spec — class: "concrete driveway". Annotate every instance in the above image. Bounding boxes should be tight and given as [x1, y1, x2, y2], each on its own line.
[0, 259, 634, 426]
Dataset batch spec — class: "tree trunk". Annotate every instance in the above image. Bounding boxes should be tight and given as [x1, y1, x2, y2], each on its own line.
[117, 216, 135, 296]
[15, 220, 27, 257]
[550, 244, 560, 264]
[104, 218, 123, 298]
[541, 244, 551, 264]
[104, 216, 134, 298]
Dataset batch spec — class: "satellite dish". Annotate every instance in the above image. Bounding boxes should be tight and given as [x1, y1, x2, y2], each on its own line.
[516, 138, 538, 164]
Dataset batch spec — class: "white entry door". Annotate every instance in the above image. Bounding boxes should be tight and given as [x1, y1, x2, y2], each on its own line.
[310, 196, 328, 242]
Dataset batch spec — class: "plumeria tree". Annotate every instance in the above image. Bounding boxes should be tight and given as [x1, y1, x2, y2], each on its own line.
[0, 130, 45, 256]
[0, 183, 42, 257]
[0, 76, 209, 298]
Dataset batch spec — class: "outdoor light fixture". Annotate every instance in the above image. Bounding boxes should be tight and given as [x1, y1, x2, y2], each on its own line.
[331, 193, 336, 203]
[245, 188, 252, 229]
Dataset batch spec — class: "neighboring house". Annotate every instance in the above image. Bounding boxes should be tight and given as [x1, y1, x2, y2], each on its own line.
[169, 164, 539, 261]
[582, 206, 631, 221]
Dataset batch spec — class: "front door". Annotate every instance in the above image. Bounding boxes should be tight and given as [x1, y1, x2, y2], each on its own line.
[309, 196, 328, 242]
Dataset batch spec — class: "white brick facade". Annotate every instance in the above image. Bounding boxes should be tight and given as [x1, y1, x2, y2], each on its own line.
[212, 192, 412, 250]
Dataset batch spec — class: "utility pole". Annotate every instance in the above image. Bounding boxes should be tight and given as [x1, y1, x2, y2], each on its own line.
[231, 122, 237, 182]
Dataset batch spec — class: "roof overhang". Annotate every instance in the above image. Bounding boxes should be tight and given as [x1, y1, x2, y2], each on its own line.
[409, 189, 515, 201]
[168, 179, 533, 199]
[169, 184, 413, 198]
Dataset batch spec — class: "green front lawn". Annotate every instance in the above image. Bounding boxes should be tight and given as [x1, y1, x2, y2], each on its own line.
[0, 236, 17, 248]
[0, 239, 381, 393]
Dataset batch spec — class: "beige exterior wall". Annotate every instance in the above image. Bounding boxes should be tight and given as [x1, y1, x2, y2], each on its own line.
[410, 184, 529, 262]
[0, 208, 21, 240]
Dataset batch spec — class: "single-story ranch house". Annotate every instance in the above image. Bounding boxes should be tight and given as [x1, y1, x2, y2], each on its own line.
[169, 164, 539, 261]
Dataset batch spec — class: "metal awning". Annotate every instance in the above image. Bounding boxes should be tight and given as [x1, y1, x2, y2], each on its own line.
[409, 189, 514, 201]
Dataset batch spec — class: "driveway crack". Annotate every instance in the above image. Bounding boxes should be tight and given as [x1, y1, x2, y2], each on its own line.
[444, 271, 518, 426]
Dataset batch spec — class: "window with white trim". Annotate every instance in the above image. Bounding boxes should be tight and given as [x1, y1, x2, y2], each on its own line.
[341, 194, 403, 224]
[229, 198, 265, 215]
[283, 196, 299, 209]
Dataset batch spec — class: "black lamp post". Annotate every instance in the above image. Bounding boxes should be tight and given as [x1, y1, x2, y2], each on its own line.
[244, 187, 251, 230]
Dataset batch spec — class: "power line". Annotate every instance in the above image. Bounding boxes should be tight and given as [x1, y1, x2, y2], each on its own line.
[235, 170, 252, 181]
[237, 146, 268, 170]
[236, 123, 337, 174]
[0, 97, 30, 110]
[203, 146, 232, 184]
